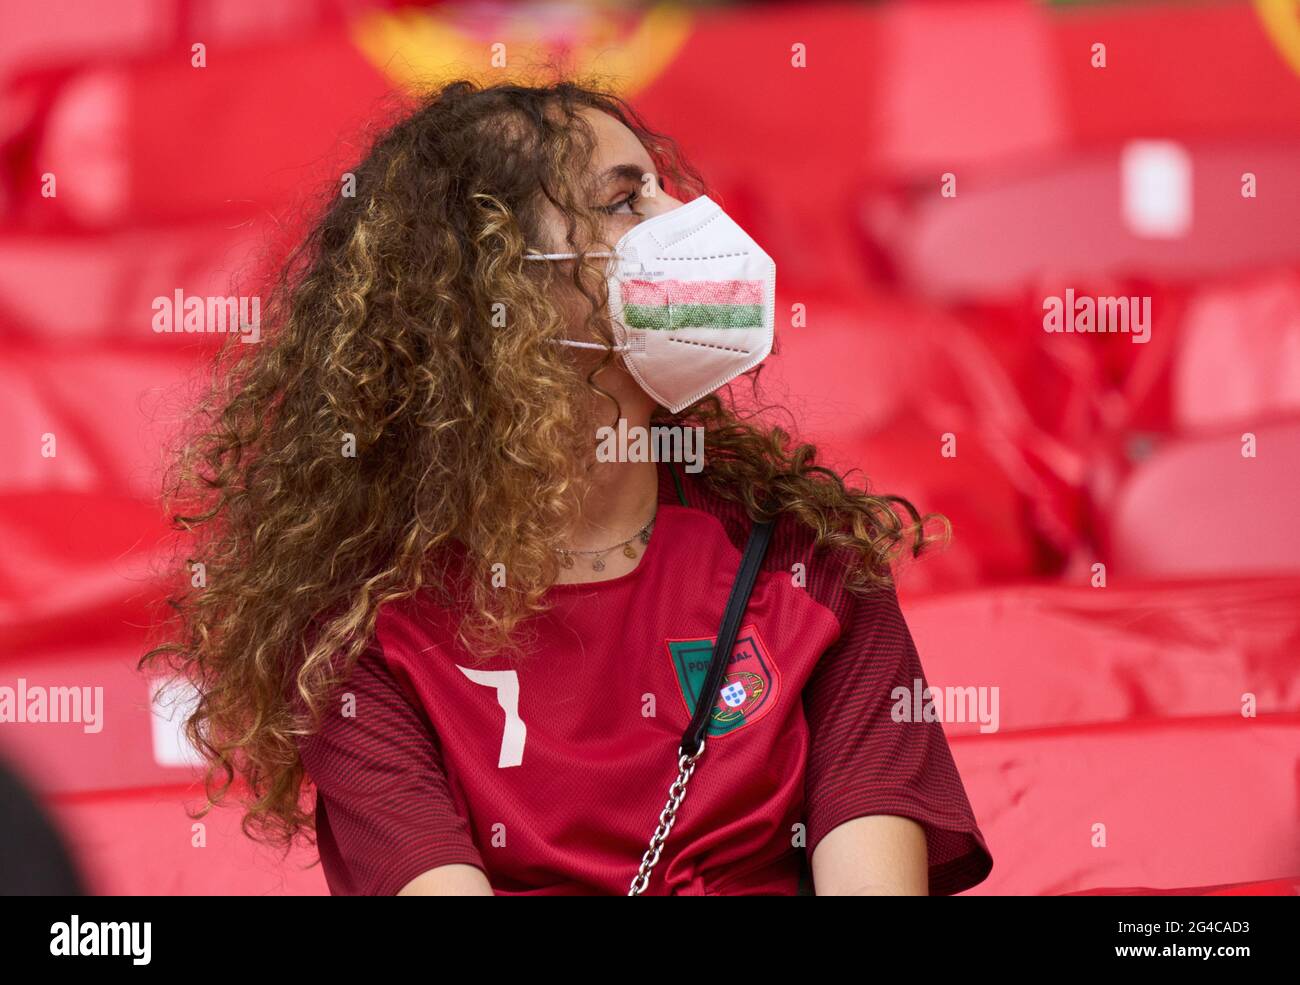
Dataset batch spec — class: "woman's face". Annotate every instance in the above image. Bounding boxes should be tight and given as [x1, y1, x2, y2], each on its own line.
[534, 107, 685, 420]
[567, 106, 685, 247]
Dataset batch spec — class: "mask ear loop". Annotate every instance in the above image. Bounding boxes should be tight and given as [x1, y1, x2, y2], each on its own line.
[552, 339, 631, 352]
[523, 250, 617, 261]
[525, 249, 636, 353]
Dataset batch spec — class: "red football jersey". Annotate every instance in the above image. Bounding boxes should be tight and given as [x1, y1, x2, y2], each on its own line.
[296, 462, 993, 895]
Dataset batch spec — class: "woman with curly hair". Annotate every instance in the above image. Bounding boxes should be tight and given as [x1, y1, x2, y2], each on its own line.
[143, 78, 992, 896]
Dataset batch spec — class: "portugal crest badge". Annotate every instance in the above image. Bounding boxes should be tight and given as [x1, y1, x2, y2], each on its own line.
[667, 624, 780, 738]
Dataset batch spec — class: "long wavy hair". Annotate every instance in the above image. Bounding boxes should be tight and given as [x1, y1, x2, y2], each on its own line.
[141, 77, 945, 851]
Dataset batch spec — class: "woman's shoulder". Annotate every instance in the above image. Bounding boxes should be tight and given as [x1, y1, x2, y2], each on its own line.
[668, 462, 868, 619]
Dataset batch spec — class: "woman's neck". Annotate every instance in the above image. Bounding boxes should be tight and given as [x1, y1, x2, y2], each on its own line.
[566, 457, 660, 551]
[554, 411, 662, 584]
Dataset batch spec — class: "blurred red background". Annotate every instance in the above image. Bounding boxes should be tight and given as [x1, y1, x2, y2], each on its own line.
[1, 0, 1297, 895]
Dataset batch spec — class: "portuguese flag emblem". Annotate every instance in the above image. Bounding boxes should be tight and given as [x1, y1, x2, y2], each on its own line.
[622, 278, 765, 330]
[667, 624, 780, 738]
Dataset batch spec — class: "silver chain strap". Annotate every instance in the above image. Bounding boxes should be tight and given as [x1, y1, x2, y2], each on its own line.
[627, 738, 707, 896]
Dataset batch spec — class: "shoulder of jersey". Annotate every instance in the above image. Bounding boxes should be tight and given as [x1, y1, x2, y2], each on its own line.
[674, 467, 856, 580]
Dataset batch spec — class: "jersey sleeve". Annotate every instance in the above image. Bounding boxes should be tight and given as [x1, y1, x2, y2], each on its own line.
[801, 582, 993, 895]
[295, 638, 487, 896]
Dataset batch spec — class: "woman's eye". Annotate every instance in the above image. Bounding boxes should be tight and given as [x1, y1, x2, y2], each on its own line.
[599, 191, 638, 215]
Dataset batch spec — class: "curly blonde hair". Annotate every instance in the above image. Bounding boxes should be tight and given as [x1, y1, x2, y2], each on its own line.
[141, 77, 945, 852]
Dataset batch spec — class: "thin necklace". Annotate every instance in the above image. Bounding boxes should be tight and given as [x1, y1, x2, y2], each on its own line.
[555, 509, 656, 572]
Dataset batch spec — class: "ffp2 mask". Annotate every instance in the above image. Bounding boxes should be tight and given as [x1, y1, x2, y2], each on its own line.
[524, 195, 776, 413]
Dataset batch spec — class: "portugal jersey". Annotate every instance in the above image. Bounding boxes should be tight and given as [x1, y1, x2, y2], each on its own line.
[296, 462, 993, 895]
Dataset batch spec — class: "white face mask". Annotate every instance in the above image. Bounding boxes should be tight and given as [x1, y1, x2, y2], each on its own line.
[524, 195, 776, 413]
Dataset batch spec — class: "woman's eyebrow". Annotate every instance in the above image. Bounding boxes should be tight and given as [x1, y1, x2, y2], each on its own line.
[598, 163, 652, 184]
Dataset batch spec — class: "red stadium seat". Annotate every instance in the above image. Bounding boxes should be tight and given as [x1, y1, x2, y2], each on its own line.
[1173, 271, 1300, 432]
[0, 345, 193, 648]
[0, 643, 194, 797]
[766, 294, 1080, 590]
[1067, 875, 1300, 896]
[951, 715, 1300, 895]
[867, 142, 1300, 302]
[48, 788, 328, 895]
[904, 580, 1300, 894]
[1104, 422, 1300, 577]
[905, 578, 1300, 735]
[0, 228, 269, 341]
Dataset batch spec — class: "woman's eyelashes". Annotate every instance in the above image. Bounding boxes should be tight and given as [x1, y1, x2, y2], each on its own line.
[598, 174, 665, 216]
[599, 189, 641, 216]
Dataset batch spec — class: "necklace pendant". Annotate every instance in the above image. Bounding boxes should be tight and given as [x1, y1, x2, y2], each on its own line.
[592, 557, 606, 572]
[623, 543, 638, 559]
[560, 553, 575, 569]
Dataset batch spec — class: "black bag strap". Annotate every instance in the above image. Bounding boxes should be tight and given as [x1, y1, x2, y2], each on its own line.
[629, 502, 779, 895]
[681, 510, 775, 757]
